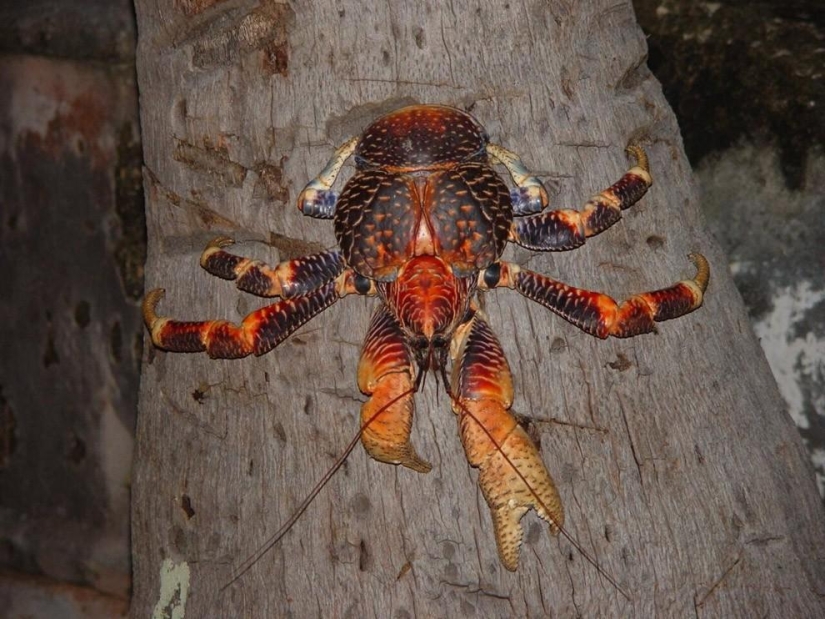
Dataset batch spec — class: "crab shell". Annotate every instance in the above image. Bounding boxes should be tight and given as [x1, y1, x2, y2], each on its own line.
[333, 105, 513, 282]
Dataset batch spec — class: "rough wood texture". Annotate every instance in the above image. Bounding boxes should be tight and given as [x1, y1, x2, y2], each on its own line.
[131, 1, 825, 616]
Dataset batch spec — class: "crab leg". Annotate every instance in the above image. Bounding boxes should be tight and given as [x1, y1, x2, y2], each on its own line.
[297, 137, 359, 218]
[357, 305, 431, 473]
[450, 310, 563, 571]
[481, 254, 709, 338]
[510, 146, 652, 251]
[142, 270, 367, 359]
[200, 237, 345, 298]
[487, 142, 549, 215]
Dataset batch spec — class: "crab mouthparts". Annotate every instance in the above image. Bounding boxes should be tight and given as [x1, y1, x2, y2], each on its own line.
[412, 340, 451, 395]
[414, 337, 449, 371]
[383, 255, 472, 391]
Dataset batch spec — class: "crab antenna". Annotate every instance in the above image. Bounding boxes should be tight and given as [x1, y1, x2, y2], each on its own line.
[414, 363, 428, 392]
[221, 386, 417, 591]
[430, 346, 441, 395]
[439, 364, 451, 397]
[220, 378, 630, 600]
[445, 388, 632, 601]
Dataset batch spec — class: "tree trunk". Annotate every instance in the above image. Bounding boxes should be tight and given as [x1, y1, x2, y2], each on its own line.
[131, 1, 825, 617]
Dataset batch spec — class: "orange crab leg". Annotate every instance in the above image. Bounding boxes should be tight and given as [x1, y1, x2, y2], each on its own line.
[450, 310, 564, 571]
[142, 270, 371, 359]
[481, 253, 709, 338]
[356, 305, 431, 473]
[511, 146, 652, 251]
[200, 236, 345, 298]
[142, 283, 338, 358]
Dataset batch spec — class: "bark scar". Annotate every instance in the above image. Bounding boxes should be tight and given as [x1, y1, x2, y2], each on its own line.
[694, 551, 743, 608]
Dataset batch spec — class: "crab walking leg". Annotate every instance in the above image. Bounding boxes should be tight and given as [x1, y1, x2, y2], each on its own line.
[487, 142, 549, 215]
[297, 137, 359, 218]
[357, 306, 431, 473]
[143, 276, 348, 359]
[450, 311, 563, 571]
[483, 254, 709, 339]
[510, 146, 652, 251]
[200, 237, 345, 298]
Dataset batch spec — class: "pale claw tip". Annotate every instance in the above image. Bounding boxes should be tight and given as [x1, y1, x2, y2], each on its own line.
[688, 252, 710, 292]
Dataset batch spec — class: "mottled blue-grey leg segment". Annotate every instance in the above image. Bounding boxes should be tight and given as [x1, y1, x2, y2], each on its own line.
[510, 145, 652, 251]
[200, 237, 345, 298]
[298, 137, 359, 218]
[298, 190, 338, 219]
[487, 142, 549, 215]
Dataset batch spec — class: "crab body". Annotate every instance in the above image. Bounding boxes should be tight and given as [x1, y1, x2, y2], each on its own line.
[336, 106, 511, 368]
[335, 105, 510, 283]
[143, 104, 710, 572]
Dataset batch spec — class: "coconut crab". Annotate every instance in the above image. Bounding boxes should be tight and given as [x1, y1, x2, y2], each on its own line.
[142, 104, 708, 572]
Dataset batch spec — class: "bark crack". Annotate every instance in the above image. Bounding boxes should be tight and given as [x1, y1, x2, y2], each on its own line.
[439, 3, 457, 88]
[616, 393, 644, 490]
[439, 579, 512, 602]
[694, 551, 743, 610]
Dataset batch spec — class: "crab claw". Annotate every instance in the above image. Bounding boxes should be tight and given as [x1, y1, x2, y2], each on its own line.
[459, 399, 564, 571]
[452, 312, 564, 571]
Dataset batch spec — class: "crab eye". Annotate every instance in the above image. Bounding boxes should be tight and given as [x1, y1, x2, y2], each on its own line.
[353, 274, 372, 295]
[483, 263, 501, 289]
[432, 335, 448, 348]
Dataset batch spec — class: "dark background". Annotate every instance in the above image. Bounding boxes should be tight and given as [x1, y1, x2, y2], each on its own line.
[0, 0, 822, 613]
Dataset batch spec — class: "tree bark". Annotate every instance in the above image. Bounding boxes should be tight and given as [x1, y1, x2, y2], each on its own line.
[131, 1, 825, 617]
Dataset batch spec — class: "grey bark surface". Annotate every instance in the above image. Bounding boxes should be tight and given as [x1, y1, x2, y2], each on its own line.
[131, 1, 825, 617]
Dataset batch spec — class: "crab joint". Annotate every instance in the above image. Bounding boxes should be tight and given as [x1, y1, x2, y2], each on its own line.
[478, 262, 521, 291]
[199, 235, 236, 268]
[673, 252, 710, 309]
[335, 270, 376, 297]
